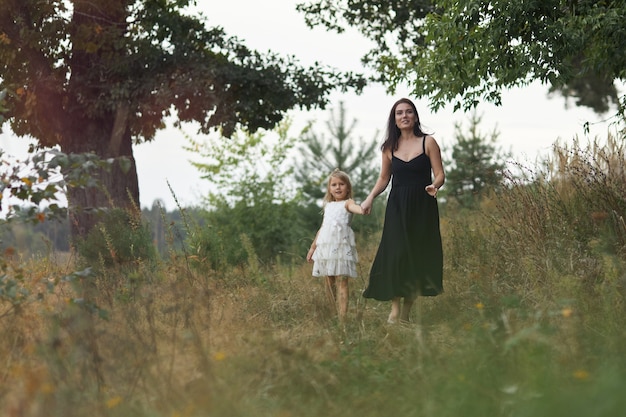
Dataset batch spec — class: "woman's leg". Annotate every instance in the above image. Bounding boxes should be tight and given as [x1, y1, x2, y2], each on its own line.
[336, 277, 349, 321]
[388, 297, 401, 323]
[400, 295, 417, 322]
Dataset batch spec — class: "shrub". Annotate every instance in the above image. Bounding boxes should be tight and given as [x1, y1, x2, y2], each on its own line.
[76, 207, 157, 268]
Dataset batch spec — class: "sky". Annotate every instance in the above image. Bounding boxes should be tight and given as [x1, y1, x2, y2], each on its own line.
[1, 0, 620, 211]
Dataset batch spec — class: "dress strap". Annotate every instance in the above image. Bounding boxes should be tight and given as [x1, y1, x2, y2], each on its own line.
[423, 136, 427, 153]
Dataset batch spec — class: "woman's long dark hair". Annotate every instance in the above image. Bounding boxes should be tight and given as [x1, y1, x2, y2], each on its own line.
[381, 98, 429, 152]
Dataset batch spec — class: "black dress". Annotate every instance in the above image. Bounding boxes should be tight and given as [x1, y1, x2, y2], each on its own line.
[363, 137, 443, 300]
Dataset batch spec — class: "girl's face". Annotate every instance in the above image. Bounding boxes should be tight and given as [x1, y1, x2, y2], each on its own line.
[329, 176, 349, 201]
[395, 102, 416, 130]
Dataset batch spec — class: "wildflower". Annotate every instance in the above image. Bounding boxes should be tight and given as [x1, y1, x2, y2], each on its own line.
[21, 177, 33, 187]
[106, 396, 123, 408]
[475, 302, 485, 310]
[501, 384, 518, 394]
[573, 370, 589, 380]
[213, 351, 226, 361]
[40, 383, 55, 394]
[561, 308, 573, 318]
[590, 211, 608, 222]
[0, 32, 11, 45]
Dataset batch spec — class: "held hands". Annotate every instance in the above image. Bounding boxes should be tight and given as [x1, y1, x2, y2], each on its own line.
[360, 197, 373, 215]
[425, 184, 439, 198]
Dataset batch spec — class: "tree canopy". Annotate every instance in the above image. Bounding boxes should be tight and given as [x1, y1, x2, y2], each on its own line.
[297, 0, 626, 115]
[1, 0, 364, 143]
[0, 0, 364, 238]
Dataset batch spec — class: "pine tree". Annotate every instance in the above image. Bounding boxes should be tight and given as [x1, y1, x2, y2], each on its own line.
[445, 111, 511, 208]
[294, 102, 379, 204]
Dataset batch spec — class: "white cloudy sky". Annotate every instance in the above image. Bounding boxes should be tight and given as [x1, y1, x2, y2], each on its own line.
[1, 0, 619, 211]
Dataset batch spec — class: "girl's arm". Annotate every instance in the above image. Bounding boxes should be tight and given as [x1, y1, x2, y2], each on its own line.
[361, 149, 392, 214]
[306, 229, 320, 262]
[425, 136, 445, 198]
[345, 198, 364, 215]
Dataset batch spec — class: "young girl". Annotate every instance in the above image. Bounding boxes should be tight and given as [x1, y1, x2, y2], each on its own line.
[307, 169, 364, 321]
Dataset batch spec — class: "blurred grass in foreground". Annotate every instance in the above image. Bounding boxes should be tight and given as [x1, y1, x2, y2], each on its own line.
[1, 134, 625, 416]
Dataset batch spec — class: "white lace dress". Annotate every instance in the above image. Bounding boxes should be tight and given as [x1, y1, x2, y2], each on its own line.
[312, 201, 358, 278]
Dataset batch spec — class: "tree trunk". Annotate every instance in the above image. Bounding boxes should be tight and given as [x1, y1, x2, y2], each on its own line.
[64, 111, 139, 240]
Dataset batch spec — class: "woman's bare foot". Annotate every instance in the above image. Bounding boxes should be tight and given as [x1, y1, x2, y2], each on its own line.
[387, 298, 401, 323]
[400, 297, 415, 323]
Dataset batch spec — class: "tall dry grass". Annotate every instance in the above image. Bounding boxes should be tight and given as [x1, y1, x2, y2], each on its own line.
[1, 134, 625, 416]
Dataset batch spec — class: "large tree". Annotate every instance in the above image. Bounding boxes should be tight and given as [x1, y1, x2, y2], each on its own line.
[297, 0, 625, 114]
[0, 0, 363, 238]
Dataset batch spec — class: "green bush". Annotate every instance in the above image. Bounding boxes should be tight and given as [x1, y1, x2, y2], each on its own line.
[76, 208, 157, 268]
[188, 199, 307, 271]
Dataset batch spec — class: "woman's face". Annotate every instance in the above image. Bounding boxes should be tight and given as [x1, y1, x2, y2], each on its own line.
[394, 102, 416, 130]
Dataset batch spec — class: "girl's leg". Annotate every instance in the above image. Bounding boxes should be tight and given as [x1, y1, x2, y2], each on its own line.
[325, 276, 337, 311]
[336, 277, 349, 321]
[388, 297, 401, 323]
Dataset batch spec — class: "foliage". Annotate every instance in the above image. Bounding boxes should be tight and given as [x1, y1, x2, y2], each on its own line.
[295, 101, 380, 203]
[0, 0, 365, 239]
[0, 0, 364, 142]
[446, 132, 626, 303]
[298, 0, 626, 115]
[189, 120, 299, 208]
[543, 134, 626, 254]
[1, 201, 186, 259]
[443, 111, 510, 208]
[192, 199, 305, 271]
[140, 199, 192, 256]
[75, 207, 157, 269]
[1, 148, 114, 222]
[0, 221, 61, 257]
[0, 147, 121, 330]
[0, 148, 125, 262]
[0, 258, 32, 316]
[187, 121, 308, 268]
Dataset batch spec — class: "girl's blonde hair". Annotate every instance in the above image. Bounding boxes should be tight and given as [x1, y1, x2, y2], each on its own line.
[323, 168, 353, 203]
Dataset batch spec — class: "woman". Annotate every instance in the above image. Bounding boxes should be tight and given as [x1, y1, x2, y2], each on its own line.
[361, 98, 445, 323]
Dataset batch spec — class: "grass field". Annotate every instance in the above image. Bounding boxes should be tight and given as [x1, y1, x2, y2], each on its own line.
[1, 137, 625, 417]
